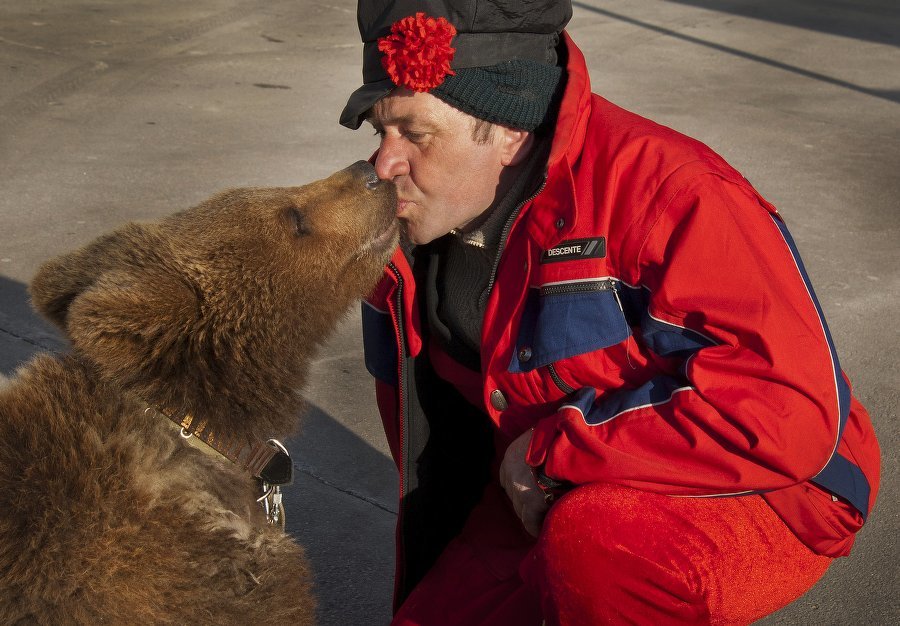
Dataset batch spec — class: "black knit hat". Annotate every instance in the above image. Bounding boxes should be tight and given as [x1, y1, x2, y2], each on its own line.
[340, 0, 572, 131]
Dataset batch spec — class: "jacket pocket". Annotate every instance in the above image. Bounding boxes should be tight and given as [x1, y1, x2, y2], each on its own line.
[509, 280, 631, 380]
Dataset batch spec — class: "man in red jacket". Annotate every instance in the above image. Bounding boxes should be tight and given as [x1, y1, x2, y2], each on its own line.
[340, 1, 880, 624]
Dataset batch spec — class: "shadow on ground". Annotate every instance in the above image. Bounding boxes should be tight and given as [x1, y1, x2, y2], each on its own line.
[666, 0, 900, 47]
[0, 274, 66, 377]
[286, 401, 397, 626]
[573, 0, 900, 104]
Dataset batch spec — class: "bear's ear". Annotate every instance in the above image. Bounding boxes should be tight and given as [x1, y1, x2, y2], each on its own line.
[65, 268, 200, 392]
[29, 224, 152, 332]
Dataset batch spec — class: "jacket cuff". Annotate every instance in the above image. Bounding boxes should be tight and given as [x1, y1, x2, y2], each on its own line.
[526, 414, 557, 468]
[526, 410, 579, 503]
[527, 388, 596, 469]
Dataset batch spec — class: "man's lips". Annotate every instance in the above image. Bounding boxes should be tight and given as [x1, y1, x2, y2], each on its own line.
[396, 199, 411, 217]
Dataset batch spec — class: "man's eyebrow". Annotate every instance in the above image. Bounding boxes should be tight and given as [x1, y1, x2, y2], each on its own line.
[366, 107, 440, 131]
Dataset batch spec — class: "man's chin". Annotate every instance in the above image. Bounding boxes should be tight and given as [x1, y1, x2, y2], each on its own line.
[398, 221, 419, 246]
[399, 221, 428, 246]
[399, 218, 454, 246]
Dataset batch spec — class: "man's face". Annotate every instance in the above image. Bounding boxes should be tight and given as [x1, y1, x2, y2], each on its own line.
[368, 88, 512, 245]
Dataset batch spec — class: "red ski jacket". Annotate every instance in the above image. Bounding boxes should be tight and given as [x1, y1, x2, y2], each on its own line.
[362, 33, 880, 598]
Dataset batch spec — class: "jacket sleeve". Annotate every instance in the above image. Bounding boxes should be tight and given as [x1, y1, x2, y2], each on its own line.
[526, 174, 851, 497]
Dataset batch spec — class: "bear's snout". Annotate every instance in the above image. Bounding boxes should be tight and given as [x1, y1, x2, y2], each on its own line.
[346, 160, 385, 190]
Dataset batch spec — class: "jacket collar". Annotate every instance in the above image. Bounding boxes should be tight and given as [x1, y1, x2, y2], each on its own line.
[521, 31, 593, 249]
[549, 32, 593, 170]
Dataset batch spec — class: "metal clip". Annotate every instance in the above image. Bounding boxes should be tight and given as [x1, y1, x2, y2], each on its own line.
[257, 481, 286, 529]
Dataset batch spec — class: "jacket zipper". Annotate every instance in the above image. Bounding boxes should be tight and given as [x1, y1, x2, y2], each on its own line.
[540, 279, 625, 395]
[386, 260, 409, 600]
[546, 362, 577, 395]
[479, 174, 549, 310]
[540, 278, 627, 322]
[540, 278, 617, 297]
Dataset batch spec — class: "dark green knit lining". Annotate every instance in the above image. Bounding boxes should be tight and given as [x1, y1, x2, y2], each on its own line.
[432, 59, 563, 131]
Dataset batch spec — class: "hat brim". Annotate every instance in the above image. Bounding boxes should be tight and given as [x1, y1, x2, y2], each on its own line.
[340, 79, 395, 130]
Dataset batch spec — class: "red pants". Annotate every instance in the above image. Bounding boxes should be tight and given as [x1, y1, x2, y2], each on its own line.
[392, 483, 831, 625]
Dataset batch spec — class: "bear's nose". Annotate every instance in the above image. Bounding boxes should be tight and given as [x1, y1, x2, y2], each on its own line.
[347, 160, 383, 190]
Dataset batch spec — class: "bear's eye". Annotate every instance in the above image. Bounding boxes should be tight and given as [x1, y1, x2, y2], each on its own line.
[285, 207, 311, 238]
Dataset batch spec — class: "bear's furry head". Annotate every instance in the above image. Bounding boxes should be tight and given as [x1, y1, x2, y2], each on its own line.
[29, 162, 397, 438]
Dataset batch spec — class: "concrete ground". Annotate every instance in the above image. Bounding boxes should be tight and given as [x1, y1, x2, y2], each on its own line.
[0, 0, 896, 623]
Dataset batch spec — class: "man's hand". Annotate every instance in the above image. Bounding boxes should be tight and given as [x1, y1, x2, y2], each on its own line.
[499, 429, 550, 537]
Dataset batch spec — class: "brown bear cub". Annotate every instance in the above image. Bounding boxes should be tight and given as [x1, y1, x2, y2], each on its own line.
[0, 162, 397, 624]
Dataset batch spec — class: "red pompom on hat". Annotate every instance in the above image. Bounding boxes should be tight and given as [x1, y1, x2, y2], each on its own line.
[377, 12, 457, 92]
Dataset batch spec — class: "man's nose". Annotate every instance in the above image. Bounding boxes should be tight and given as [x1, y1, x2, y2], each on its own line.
[374, 136, 410, 181]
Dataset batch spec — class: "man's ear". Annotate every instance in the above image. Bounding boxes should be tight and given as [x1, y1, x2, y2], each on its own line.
[30, 223, 153, 332]
[498, 128, 535, 167]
